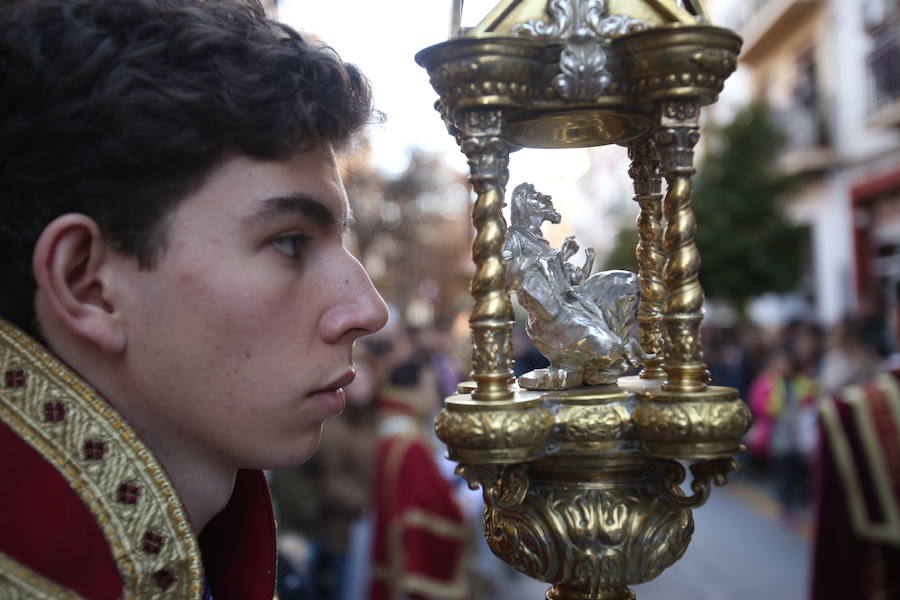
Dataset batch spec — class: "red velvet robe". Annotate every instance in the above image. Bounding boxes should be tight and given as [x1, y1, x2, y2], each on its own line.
[369, 418, 470, 600]
[811, 372, 900, 600]
[0, 318, 276, 599]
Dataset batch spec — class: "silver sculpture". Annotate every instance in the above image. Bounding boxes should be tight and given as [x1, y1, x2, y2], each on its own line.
[503, 183, 642, 389]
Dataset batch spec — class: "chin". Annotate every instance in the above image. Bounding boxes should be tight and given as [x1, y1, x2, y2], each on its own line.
[248, 427, 325, 470]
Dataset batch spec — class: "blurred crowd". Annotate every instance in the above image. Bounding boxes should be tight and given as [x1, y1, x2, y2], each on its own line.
[269, 312, 486, 600]
[267, 292, 900, 600]
[705, 292, 898, 523]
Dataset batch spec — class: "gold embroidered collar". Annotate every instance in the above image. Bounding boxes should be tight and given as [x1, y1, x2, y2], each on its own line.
[0, 318, 204, 598]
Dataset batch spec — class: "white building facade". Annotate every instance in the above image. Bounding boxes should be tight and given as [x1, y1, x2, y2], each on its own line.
[704, 0, 900, 326]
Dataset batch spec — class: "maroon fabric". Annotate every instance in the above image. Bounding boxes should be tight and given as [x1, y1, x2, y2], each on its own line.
[0, 419, 124, 599]
[199, 469, 277, 600]
[370, 435, 467, 600]
[0, 420, 277, 599]
[811, 379, 900, 600]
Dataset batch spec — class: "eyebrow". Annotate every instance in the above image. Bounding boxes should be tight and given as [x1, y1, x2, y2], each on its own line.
[244, 193, 354, 233]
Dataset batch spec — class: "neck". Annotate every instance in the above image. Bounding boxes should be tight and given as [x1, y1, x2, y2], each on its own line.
[131, 424, 237, 535]
[43, 335, 236, 535]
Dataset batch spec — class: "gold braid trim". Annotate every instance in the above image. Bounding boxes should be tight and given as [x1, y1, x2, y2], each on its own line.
[370, 563, 470, 599]
[371, 546, 470, 600]
[401, 508, 471, 540]
[0, 319, 203, 598]
[819, 375, 900, 547]
[0, 551, 88, 600]
[393, 571, 469, 600]
[397, 508, 471, 599]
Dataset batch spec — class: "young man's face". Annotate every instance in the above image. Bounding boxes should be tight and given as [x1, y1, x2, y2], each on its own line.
[112, 146, 388, 469]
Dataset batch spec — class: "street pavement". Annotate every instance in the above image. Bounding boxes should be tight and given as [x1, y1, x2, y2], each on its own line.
[487, 477, 812, 600]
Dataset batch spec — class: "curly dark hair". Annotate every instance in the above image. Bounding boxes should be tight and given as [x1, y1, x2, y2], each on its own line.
[0, 0, 374, 339]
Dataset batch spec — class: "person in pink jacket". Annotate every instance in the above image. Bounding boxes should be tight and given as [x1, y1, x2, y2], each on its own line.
[748, 347, 818, 520]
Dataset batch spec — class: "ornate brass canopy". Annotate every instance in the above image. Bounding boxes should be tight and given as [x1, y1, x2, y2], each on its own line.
[419, 0, 739, 149]
[416, 2, 752, 599]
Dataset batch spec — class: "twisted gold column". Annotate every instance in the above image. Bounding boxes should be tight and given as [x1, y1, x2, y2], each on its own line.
[627, 136, 666, 380]
[653, 101, 709, 394]
[459, 109, 516, 401]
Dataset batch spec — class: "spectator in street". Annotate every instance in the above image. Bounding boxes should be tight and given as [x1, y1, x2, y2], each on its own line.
[783, 320, 824, 379]
[811, 368, 900, 599]
[369, 356, 472, 600]
[704, 324, 745, 391]
[819, 318, 882, 394]
[736, 321, 768, 400]
[411, 319, 465, 399]
[747, 347, 819, 521]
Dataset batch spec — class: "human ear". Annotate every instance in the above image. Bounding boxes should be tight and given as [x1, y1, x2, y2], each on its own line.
[32, 214, 126, 354]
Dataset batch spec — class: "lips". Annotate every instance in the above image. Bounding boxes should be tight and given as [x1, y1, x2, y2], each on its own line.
[306, 370, 355, 416]
[318, 370, 355, 393]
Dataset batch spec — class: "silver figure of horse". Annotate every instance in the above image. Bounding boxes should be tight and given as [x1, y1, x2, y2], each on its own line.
[502, 183, 642, 390]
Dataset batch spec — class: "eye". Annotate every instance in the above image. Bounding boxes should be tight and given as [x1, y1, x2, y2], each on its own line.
[272, 233, 311, 261]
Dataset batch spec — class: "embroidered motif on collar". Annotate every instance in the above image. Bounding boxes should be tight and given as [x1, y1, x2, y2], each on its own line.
[0, 319, 204, 598]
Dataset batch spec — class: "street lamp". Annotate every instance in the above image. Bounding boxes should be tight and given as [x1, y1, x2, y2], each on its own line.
[416, 1, 752, 599]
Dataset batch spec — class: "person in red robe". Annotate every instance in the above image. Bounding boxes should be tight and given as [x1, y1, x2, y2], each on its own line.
[811, 370, 900, 600]
[369, 357, 472, 600]
[0, 1, 388, 596]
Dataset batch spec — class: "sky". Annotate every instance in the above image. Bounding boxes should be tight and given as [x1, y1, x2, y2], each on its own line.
[274, 3, 794, 326]
[279, 0, 486, 175]
[277, 0, 596, 187]
[278, 0, 663, 271]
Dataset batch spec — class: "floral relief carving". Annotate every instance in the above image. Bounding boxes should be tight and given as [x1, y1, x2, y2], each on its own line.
[476, 471, 693, 593]
[632, 399, 752, 445]
[562, 405, 632, 442]
[435, 407, 554, 450]
[472, 327, 512, 376]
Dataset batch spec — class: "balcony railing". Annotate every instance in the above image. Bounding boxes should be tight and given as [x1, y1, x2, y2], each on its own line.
[772, 103, 830, 152]
[770, 102, 833, 174]
[869, 25, 900, 111]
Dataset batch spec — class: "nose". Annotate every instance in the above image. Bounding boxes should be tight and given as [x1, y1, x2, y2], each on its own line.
[319, 253, 389, 345]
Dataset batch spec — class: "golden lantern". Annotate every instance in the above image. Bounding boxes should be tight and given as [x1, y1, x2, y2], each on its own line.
[416, 2, 751, 599]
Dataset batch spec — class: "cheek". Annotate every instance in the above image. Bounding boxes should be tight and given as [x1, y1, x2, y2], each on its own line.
[127, 269, 287, 386]
[176, 268, 328, 385]
[173, 266, 291, 334]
